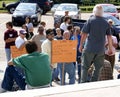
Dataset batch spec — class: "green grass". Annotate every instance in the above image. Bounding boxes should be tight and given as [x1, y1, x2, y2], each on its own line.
[80, 6, 94, 13]
[0, 0, 17, 13]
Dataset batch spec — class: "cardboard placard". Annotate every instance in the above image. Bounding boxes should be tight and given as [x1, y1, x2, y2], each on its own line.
[52, 40, 77, 63]
[10, 46, 27, 58]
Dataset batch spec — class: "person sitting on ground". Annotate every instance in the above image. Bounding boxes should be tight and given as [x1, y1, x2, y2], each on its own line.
[0, 41, 52, 92]
[98, 59, 113, 81]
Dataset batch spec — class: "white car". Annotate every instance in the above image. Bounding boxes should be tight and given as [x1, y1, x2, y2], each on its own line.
[51, 4, 60, 15]
[54, 3, 81, 21]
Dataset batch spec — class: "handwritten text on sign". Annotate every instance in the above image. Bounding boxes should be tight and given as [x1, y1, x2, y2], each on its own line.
[52, 40, 77, 63]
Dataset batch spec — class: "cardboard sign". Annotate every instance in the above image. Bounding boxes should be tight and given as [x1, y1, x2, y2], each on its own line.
[10, 46, 27, 58]
[52, 40, 77, 63]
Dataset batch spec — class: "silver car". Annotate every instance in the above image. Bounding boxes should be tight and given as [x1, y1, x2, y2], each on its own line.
[54, 3, 81, 21]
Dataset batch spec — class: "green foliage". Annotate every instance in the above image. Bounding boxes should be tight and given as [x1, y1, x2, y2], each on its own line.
[0, 0, 120, 13]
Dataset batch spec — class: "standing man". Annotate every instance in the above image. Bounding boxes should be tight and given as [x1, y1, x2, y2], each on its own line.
[79, 5, 113, 83]
[41, 29, 57, 85]
[4, 21, 18, 62]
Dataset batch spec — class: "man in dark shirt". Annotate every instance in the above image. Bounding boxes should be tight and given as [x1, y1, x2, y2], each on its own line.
[4, 21, 18, 62]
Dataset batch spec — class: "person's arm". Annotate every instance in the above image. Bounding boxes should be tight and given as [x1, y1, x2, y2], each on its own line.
[5, 37, 17, 43]
[79, 32, 88, 52]
[107, 35, 113, 55]
[8, 59, 14, 66]
[28, 23, 34, 32]
[112, 36, 118, 48]
[41, 42, 48, 54]
[18, 42, 26, 50]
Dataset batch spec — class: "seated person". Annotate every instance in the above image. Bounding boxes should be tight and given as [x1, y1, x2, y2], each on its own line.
[0, 41, 52, 92]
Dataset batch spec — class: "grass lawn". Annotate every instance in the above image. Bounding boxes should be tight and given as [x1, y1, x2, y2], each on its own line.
[0, 0, 17, 13]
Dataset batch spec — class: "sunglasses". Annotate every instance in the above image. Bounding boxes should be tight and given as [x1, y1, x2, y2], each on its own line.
[48, 32, 54, 35]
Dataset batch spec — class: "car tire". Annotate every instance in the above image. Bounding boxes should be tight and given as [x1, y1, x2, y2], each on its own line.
[8, 7, 15, 14]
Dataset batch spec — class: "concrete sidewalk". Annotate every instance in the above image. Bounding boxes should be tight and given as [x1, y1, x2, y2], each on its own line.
[0, 79, 120, 97]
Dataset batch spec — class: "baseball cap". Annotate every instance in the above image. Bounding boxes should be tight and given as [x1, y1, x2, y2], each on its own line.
[19, 29, 27, 35]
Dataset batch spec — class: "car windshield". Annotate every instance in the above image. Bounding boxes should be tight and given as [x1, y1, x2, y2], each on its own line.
[16, 4, 36, 12]
[105, 15, 120, 26]
[52, 4, 60, 9]
[56, 5, 77, 11]
[102, 5, 117, 13]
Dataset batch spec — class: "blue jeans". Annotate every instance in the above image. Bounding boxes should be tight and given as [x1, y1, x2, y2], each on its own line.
[81, 51, 104, 83]
[5, 48, 11, 62]
[2, 66, 26, 91]
[58, 63, 75, 85]
[117, 74, 120, 79]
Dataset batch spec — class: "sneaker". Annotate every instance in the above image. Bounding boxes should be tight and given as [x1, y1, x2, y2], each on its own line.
[54, 77, 60, 81]
[0, 82, 7, 93]
[0, 87, 6, 93]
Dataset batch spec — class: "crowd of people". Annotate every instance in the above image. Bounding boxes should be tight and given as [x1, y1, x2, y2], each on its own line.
[0, 4, 120, 93]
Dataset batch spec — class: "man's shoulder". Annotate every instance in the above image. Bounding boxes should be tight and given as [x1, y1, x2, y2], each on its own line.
[12, 29, 18, 33]
[40, 52, 49, 58]
[42, 39, 49, 44]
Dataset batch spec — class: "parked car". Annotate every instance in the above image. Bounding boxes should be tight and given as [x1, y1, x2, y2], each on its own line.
[54, 3, 81, 22]
[4, 1, 20, 14]
[103, 14, 120, 45]
[72, 14, 120, 48]
[4, 0, 51, 14]
[96, 4, 119, 19]
[51, 4, 60, 15]
[12, 3, 42, 26]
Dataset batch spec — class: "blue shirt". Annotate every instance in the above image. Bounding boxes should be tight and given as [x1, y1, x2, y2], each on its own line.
[82, 16, 112, 54]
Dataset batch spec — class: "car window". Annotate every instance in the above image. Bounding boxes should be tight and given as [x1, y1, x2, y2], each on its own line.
[56, 5, 77, 11]
[16, 4, 36, 12]
[102, 5, 117, 13]
[104, 16, 120, 26]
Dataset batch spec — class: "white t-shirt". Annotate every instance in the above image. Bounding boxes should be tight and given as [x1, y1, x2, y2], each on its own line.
[26, 23, 33, 32]
[60, 22, 69, 31]
[15, 36, 27, 49]
[105, 36, 118, 55]
[41, 39, 57, 68]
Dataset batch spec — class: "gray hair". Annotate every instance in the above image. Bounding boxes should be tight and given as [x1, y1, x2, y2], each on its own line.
[93, 5, 103, 16]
